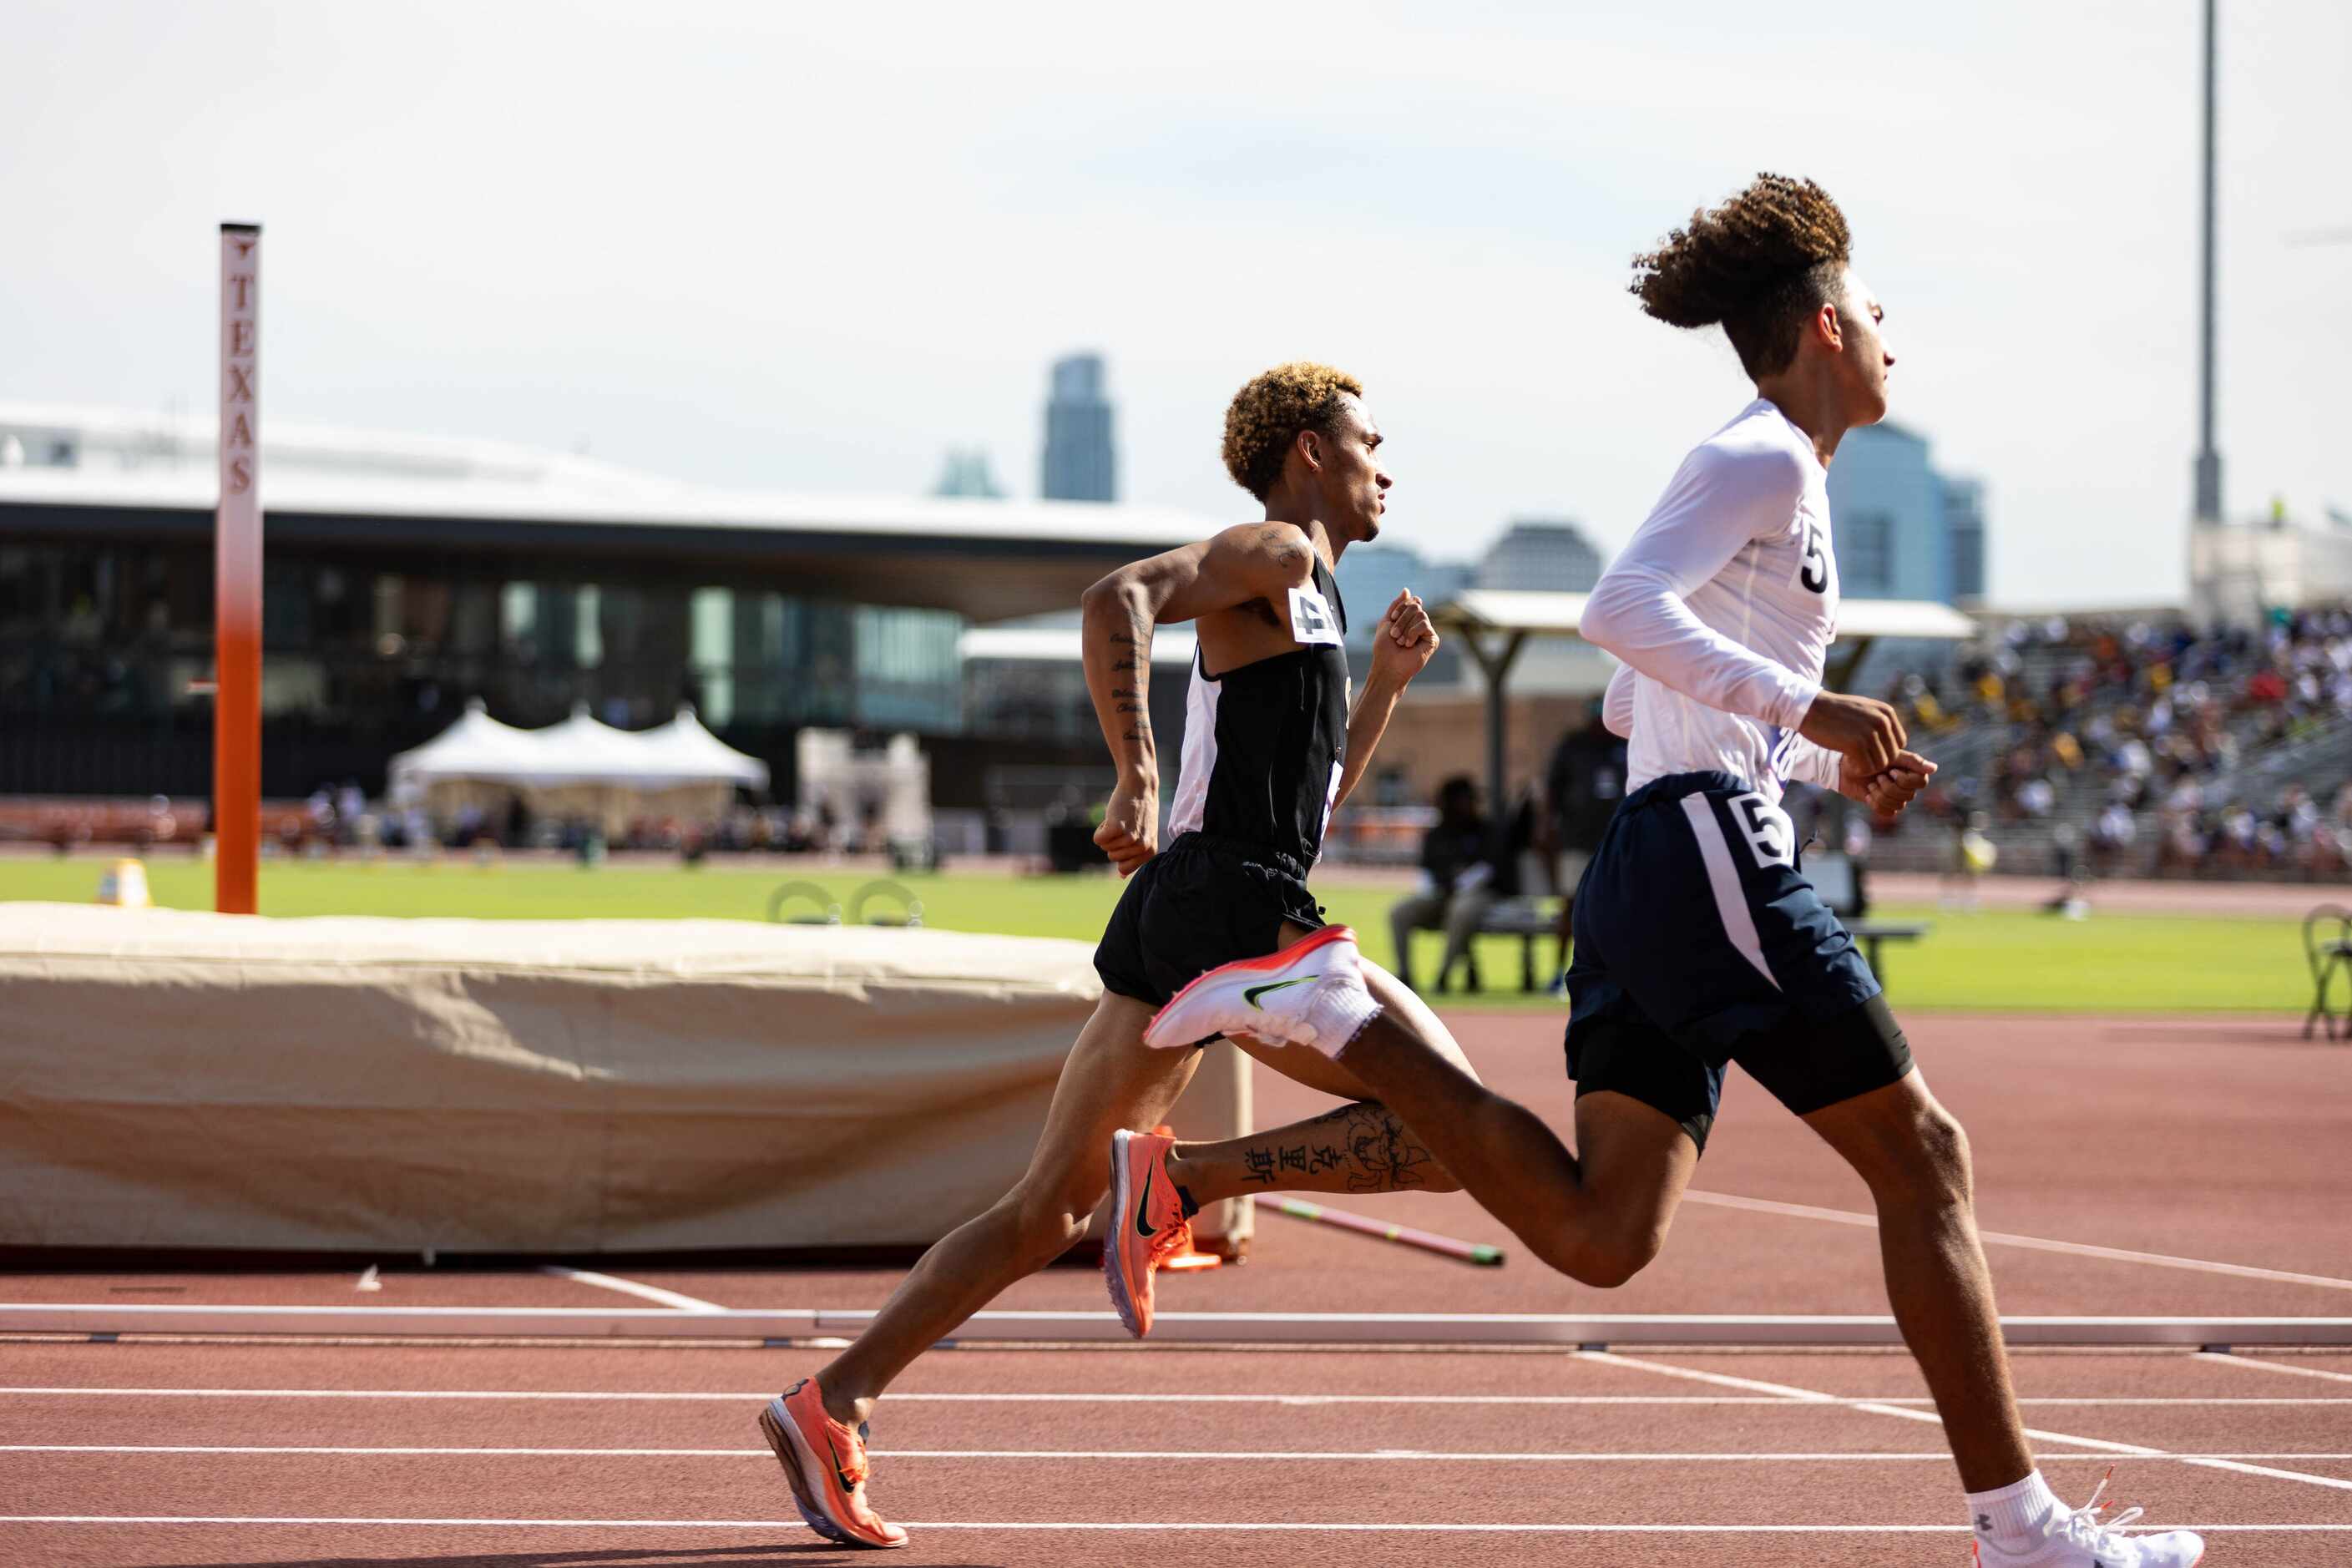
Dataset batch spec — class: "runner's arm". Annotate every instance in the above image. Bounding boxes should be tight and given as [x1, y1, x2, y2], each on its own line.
[1578, 445, 1821, 729]
[1078, 524, 1321, 873]
[1332, 590, 1438, 812]
[1601, 662, 1636, 739]
[1784, 736, 1845, 789]
[1794, 738, 1937, 816]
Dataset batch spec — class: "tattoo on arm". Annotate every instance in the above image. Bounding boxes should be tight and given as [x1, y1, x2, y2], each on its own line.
[1109, 625, 1151, 743]
[1257, 524, 1308, 575]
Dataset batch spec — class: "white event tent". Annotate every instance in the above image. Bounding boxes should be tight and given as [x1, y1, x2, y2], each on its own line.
[388, 701, 769, 837]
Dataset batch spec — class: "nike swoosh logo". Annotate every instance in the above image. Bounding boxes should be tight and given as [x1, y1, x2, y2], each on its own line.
[822, 1426, 858, 1495]
[1135, 1165, 1160, 1237]
[1243, 976, 1317, 1009]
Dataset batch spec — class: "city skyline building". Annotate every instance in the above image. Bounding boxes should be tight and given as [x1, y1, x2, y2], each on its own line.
[1823, 422, 1986, 606]
[931, 448, 1005, 499]
[1040, 353, 1115, 503]
[1473, 518, 1603, 594]
[1943, 476, 1987, 604]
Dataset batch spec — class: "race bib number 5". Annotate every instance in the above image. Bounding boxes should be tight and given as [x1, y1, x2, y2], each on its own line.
[1728, 792, 1796, 869]
[1287, 585, 1342, 646]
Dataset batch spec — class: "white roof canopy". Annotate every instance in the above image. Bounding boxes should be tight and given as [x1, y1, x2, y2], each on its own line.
[388, 701, 770, 792]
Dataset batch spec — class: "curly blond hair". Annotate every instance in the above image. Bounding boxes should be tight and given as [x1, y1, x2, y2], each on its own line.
[1222, 361, 1363, 501]
[1631, 174, 1852, 378]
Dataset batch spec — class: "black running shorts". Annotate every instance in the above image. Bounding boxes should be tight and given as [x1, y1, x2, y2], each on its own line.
[1094, 832, 1324, 1009]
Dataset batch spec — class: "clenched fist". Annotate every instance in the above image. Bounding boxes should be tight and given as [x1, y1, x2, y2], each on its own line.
[1800, 690, 1906, 775]
[1370, 589, 1439, 686]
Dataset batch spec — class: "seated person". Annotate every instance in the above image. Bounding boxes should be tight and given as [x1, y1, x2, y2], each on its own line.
[1388, 776, 1515, 992]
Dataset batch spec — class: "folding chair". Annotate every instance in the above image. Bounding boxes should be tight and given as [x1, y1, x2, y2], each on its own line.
[2302, 903, 2352, 1041]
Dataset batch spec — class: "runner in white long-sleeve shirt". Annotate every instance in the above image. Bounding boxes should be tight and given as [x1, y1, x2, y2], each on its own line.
[1147, 174, 2200, 1567]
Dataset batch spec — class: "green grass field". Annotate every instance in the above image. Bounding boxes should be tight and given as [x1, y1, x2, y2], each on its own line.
[0, 853, 2298, 1014]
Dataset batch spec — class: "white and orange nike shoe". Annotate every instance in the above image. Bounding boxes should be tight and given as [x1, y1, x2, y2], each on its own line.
[758, 1378, 908, 1550]
[1141, 924, 1382, 1055]
[1971, 1474, 2203, 1567]
[1105, 1127, 1192, 1338]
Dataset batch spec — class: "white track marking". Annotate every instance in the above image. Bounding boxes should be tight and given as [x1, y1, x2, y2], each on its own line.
[9, 1444, 2352, 1462]
[1, 1515, 2344, 1533]
[534, 1266, 721, 1313]
[1682, 1189, 2352, 1292]
[1584, 1350, 2352, 1495]
[2195, 1353, 2352, 1385]
[0, 1385, 2342, 1406]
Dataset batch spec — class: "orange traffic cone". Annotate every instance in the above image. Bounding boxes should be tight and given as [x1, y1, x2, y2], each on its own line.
[1151, 1125, 1222, 1272]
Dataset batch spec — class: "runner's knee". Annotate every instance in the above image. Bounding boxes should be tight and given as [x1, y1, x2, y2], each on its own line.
[1553, 1213, 1667, 1290]
[1003, 1183, 1095, 1265]
[1862, 1102, 1974, 1211]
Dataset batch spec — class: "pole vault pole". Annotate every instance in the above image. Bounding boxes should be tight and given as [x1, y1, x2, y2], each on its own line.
[215, 223, 262, 914]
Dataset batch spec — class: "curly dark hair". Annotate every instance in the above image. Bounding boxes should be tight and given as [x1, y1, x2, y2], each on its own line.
[1630, 174, 1852, 379]
[1222, 361, 1363, 501]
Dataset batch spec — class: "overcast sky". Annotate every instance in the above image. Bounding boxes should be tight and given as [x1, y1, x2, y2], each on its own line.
[3, 1, 2345, 607]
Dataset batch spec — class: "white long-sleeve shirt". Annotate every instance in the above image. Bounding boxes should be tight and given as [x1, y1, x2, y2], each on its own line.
[1581, 398, 1845, 804]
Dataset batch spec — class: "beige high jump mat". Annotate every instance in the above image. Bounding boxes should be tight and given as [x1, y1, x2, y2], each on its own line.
[0, 903, 1250, 1256]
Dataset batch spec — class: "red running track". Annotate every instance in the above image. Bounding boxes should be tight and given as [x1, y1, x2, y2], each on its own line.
[2, 1340, 2349, 1565]
[2, 1010, 2347, 1564]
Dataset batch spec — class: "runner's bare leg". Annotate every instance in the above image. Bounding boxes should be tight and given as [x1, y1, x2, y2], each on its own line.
[814, 992, 1191, 1425]
[1291, 930, 1699, 1287]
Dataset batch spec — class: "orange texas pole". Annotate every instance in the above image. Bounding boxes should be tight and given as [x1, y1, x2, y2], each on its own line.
[215, 222, 262, 914]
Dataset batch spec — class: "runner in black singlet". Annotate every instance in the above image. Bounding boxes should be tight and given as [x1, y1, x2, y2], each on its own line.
[1091, 554, 1351, 1008]
[758, 362, 1483, 1550]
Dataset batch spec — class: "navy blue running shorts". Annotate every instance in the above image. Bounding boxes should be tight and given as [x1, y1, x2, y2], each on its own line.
[1564, 770, 1913, 1152]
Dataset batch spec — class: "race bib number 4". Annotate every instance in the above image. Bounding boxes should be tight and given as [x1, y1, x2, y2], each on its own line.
[1287, 585, 1342, 646]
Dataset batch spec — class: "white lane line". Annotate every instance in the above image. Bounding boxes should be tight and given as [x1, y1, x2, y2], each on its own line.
[2196, 1353, 2352, 1385]
[1682, 1189, 2352, 1292]
[1, 1385, 2344, 1407]
[534, 1266, 721, 1313]
[8, 1444, 2351, 1462]
[1584, 1351, 2352, 1495]
[1, 1515, 2344, 1533]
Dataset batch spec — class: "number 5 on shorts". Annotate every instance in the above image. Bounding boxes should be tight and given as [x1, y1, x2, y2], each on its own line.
[1729, 792, 1795, 869]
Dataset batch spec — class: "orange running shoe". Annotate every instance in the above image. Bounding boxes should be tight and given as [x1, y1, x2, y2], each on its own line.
[758, 1377, 908, 1550]
[1105, 1126, 1191, 1338]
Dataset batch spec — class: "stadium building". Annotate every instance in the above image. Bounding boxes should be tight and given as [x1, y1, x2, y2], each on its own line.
[0, 405, 1214, 820]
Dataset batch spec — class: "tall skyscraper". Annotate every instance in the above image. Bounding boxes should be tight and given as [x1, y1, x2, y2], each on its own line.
[1474, 519, 1602, 593]
[1040, 353, 1115, 502]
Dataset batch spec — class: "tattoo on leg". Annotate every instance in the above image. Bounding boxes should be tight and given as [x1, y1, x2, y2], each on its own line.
[1237, 1102, 1437, 1193]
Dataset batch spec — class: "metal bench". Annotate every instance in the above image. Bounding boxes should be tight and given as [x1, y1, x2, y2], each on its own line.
[1475, 896, 1565, 993]
[1421, 849, 1927, 997]
[1808, 852, 1929, 993]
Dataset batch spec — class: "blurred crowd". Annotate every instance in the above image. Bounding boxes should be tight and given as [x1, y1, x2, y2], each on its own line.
[1884, 607, 2352, 878]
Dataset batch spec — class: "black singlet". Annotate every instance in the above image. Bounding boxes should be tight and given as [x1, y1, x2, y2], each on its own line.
[1164, 557, 1351, 867]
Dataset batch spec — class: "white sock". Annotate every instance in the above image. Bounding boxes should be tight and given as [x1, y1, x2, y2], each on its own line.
[1969, 1469, 2062, 1552]
[1304, 976, 1382, 1051]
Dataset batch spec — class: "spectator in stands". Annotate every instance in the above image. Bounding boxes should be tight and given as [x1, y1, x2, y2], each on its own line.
[1388, 775, 1510, 994]
[1535, 700, 1627, 996]
[1940, 811, 1996, 911]
[2088, 800, 2137, 877]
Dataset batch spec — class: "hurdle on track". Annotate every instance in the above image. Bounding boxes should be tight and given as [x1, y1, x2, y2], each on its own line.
[6, 1304, 2349, 1348]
